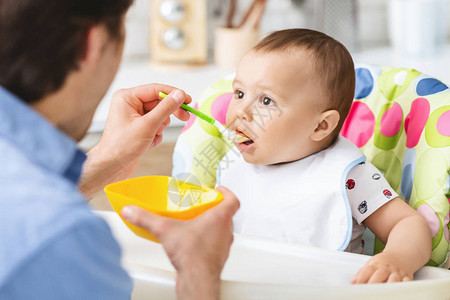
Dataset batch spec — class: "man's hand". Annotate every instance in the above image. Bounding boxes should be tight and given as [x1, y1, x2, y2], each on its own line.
[80, 84, 191, 198]
[121, 186, 240, 300]
[98, 84, 191, 166]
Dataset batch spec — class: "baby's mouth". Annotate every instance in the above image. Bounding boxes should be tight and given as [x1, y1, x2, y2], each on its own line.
[235, 129, 254, 145]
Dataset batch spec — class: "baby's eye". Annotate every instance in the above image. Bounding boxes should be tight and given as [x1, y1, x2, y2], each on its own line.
[235, 90, 245, 100]
[261, 97, 275, 106]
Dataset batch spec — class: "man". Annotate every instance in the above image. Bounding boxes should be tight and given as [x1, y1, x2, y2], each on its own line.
[0, 0, 239, 299]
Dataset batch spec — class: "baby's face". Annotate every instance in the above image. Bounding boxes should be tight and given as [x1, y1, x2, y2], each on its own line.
[226, 50, 323, 164]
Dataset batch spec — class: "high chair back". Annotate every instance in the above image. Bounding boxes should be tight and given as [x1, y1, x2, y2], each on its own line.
[171, 65, 450, 267]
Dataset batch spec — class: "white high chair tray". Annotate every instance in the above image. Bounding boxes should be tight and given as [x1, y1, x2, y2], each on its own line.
[96, 211, 450, 300]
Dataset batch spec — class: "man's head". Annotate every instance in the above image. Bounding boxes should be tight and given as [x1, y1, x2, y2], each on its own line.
[226, 28, 355, 165]
[0, 0, 133, 103]
[0, 0, 133, 140]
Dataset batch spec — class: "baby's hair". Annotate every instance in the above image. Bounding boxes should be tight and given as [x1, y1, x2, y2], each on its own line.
[253, 28, 355, 138]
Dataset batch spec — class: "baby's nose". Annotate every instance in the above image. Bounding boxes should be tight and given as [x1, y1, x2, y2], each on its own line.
[236, 102, 253, 122]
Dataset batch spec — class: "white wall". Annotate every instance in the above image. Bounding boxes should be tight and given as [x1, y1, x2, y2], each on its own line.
[122, 0, 450, 60]
[359, 0, 390, 48]
[360, 0, 450, 49]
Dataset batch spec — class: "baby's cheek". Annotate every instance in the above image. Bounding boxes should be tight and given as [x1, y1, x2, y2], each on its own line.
[262, 130, 283, 153]
[225, 107, 234, 127]
[225, 108, 231, 127]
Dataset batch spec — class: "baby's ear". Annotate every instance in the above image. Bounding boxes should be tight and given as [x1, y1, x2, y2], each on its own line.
[310, 110, 340, 142]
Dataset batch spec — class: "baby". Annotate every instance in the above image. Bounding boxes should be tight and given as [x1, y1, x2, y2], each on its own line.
[217, 29, 432, 283]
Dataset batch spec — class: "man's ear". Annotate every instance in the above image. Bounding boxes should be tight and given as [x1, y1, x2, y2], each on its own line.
[310, 110, 340, 142]
[80, 25, 107, 67]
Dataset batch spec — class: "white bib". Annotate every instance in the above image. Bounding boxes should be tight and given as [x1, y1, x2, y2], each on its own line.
[217, 136, 365, 251]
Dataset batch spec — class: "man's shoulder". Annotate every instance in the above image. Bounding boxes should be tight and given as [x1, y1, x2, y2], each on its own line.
[0, 147, 96, 247]
[0, 136, 81, 198]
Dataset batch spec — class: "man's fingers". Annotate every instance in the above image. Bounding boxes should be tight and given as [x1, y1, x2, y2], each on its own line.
[172, 107, 191, 122]
[214, 186, 240, 216]
[121, 205, 175, 240]
[156, 117, 171, 135]
[124, 83, 192, 105]
[150, 134, 163, 148]
[143, 89, 188, 127]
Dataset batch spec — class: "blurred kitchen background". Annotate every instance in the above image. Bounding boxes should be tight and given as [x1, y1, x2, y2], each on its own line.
[80, 0, 450, 148]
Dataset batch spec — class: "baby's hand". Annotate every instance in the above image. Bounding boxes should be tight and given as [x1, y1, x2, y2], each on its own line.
[351, 252, 413, 284]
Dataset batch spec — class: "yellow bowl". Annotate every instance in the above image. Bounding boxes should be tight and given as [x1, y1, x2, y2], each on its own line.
[104, 175, 223, 242]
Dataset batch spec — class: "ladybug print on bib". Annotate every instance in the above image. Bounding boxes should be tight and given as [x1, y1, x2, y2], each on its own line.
[346, 179, 355, 190]
[383, 189, 392, 199]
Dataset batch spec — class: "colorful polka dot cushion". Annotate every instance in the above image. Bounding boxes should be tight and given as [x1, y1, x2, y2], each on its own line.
[172, 66, 450, 267]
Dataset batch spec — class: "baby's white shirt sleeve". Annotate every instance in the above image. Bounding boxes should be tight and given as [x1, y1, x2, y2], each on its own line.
[345, 161, 399, 225]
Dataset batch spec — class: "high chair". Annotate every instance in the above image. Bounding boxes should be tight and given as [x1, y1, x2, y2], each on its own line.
[171, 64, 450, 268]
[96, 64, 450, 299]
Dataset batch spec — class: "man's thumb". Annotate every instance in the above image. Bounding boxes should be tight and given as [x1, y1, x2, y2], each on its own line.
[121, 205, 172, 241]
[144, 89, 184, 126]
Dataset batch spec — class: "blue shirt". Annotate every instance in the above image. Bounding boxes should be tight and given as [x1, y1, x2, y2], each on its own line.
[0, 86, 132, 299]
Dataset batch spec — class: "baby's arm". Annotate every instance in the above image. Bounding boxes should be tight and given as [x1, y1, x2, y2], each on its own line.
[351, 197, 432, 284]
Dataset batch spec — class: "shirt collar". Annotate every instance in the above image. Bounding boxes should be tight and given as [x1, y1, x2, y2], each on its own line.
[0, 86, 86, 184]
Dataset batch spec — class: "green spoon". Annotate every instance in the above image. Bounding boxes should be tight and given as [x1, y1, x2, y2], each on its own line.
[159, 92, 249, 143]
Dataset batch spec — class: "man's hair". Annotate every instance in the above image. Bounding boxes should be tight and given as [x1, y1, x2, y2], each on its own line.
[0, 0, 133, 103]
[253, 28, 355, 136]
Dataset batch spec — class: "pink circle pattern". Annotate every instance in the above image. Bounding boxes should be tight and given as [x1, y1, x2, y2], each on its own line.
[417, 203, 440, 237]
[436, 110, 450, 136]
[444, 213, 449, 242]
[405, 98, 430, 148]
[380, 103, 403, 137]
[211, 93, 233, 125]
[340, 101, 375, 147]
